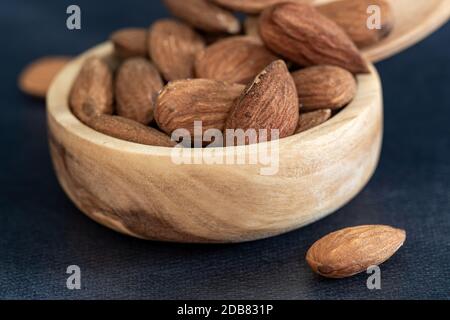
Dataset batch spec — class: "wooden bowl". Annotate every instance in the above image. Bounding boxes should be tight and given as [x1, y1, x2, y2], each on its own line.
[47, 43, 382, 243]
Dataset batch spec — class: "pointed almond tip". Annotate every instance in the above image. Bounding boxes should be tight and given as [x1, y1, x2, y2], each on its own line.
[396, 227, 407, 242]
[268, 59, 288, 72]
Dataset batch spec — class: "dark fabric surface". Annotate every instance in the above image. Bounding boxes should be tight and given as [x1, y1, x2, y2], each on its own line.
[0, 1, 449, 300]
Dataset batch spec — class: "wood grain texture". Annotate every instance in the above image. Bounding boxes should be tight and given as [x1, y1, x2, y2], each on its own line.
[313, 0, 450, 62]
[47, 43, 383, 243]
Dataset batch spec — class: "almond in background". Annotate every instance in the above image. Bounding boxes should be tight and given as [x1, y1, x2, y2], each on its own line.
[155, 79, 245, 138]
[292, 65, 357, 111]
[195, 36, 278, 85]
[306, 225, 406, 278]
[149, 19, 205, 81]
[296, 109, 332, 134]
[259, 2, 369, 74]
[244, 16, 262, 42]
[225, 60, 299, 145]
[317, 0, 395, 48]
[163, 0, 241, 34]
[211, 0, 312, 14]
[69, 57, 114, 124]
[19, 56, 71, 98]
[110, 28, 148, 58]
[115, 57, 163, 124]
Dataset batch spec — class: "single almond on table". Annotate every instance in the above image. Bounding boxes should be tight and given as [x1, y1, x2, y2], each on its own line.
[306, 225, 406, 278]
[195, 36, 278, 85]
[225, 60, 299, 145]
[292, 65, 357, 111]
[317, 0, 395, 48]
[155, 79, 245, 138]
[115, 57, 163, 125]
[110, 28, 148, 58]
[149, 19, 205, 81]
[163, 0, 241, 34]
[69, 57, 114, 124]
[89, 114, 175, 147]
[211, 0, 311, 14]
[19, 56, 71, 98]
[296, 109, 332, 134]
[259, 2, 369, 74]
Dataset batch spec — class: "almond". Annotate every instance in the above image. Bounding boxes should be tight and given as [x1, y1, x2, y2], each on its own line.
[163, 0, 241, 34]
[225, 60, 299, 145]
[296, 109, 332, 134]
[244, 16, 262, 42]
[259, 2, 369, 74]
[155, 79, 245, 138]
[69, 57, 114, 124]
[115, 57, 163, 124]
[292, 65, 357, 111]
[19, 56, 71, 98]
[317, 0, 394, 48]
[306, 225, 406, 278]
[110, 28, 148, 58]
[211, 0, 311, 14]
[88, 114, 175, 147]
[149, 19, 205, 81]
[195, 36, 278, 84]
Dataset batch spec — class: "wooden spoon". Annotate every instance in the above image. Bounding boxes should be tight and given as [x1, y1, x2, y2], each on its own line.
[313, 0, 450, 62]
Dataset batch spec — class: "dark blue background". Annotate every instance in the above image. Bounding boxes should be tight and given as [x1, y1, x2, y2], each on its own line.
[0, 1, 449, 299]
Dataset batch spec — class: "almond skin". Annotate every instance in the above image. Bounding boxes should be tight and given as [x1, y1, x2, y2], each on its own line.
[149, 19, 205, 81]
[211, 0, 311, 14]
[163, 0, 241, 34]
[306, 225, 406, 278]
[317, 0, 395, 48]
[19, 56, 70, 98]
[259, 2, 369, 74]
[244, 16, 262, 42]
[225, 60, 299, 145]
[296, 109, 332, 134]
[155, 79, 245, 137]
[69, 57, 114, 124]
[195, 36, 278, 84]
[115, 58, 163, 124]
[88, 115, 175, 147]
[110, 28, 148, 59]
[292, 65, 357, 111]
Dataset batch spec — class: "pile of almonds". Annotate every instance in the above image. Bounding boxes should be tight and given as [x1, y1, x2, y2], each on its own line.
[69, 0, 394, 147]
